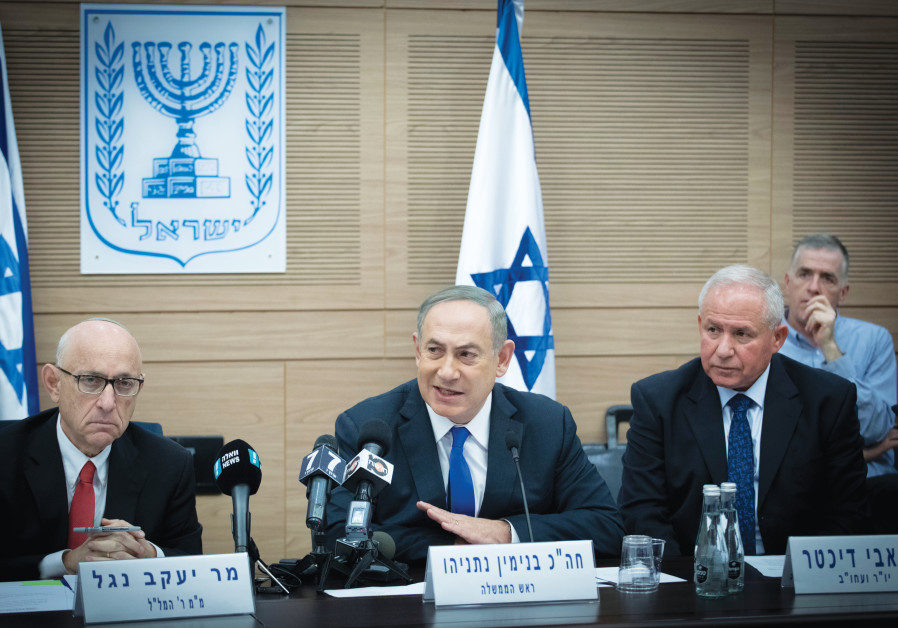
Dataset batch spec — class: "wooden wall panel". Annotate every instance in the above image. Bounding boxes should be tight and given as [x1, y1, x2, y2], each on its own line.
[385, 11, 773, 309]
[771, 17, 898, 302]
[5, 6, 386, 312]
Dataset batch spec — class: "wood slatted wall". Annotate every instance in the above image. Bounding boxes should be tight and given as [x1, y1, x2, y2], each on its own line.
[0, 1, 895, 562]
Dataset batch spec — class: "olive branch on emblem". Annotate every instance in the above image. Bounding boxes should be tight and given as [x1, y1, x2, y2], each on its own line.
[244, 24, 275, 226]
[93, 22, 126, 226]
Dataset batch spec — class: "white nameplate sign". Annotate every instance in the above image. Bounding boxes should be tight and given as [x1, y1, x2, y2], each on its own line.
[423, 540, 596, 607]
[782, 535, 898, 594]
[74, 553, 255, 623]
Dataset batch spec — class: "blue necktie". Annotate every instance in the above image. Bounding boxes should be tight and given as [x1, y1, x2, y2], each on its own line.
[449, 426, 475, 517]
[727, 394, 757, 555]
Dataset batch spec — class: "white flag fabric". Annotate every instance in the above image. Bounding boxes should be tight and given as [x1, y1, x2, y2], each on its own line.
[456, 0, 555, 398]
[0, 26, 38, 421]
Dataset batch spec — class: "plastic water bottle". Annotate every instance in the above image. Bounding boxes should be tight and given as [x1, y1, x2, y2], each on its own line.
[719, 482, 745, 593]
[694, 485, 727, 597]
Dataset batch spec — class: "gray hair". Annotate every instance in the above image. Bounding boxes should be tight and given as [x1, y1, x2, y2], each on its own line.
[417, 285, 507, 354]
[698, 265, 784, 329]
[790, 233, 849, 279]
[56, 317, 133, 365]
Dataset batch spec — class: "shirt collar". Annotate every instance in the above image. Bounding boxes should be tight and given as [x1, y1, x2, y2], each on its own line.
[56, 413, 112, 490]
[426, 392, 492, 449]
[716, 362, 771, 411]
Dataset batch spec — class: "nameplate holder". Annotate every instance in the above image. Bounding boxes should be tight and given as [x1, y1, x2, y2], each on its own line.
[782, 535, 898, 594]
[74, 552, 255, 623]
[423, 540, 596, 607]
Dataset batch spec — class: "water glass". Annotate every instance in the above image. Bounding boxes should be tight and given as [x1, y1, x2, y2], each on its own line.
[617, 534, 658, 593]
[651, 538, 665, 586]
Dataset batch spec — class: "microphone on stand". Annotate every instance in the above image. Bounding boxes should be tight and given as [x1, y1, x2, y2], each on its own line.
[213, 439, 262, 554]
[340, 420, 394, 544]
[299, 434, 345, 533]
[213, 439, 288, 594]
[505, 426, 534, 543]
[330, 420, 411, 588]
[291, 435, 346, 590]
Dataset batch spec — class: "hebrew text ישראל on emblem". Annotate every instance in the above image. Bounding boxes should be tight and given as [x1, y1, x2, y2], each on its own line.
[80, 5, 285, 273]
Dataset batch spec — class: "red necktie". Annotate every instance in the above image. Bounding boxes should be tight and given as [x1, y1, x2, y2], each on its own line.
[68, 461, 96, 549]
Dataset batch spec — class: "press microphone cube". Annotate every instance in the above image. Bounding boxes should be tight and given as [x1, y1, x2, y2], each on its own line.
[341, 450, 394, 498]
[299, 443, 346, 487]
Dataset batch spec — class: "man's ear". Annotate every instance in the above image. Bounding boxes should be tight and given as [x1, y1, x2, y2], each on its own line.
[772, 323, 789, 353]
[495, 340, 515, 377]
[42, 363, 62, 403]
[413, 332, 422, 367]
[836, 281, 850, 308]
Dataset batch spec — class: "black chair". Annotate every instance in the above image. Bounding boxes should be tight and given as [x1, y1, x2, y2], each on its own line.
[132, 420, 164, 436]
[583, 404, 633, 504]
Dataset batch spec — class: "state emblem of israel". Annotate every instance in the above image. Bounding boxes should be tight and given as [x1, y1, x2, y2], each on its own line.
[80, 4, 286, 273]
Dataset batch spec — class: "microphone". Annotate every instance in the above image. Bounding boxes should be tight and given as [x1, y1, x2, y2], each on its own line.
[340, 420, 394, 544]
[342, 419, 394, 503]
[371, 530, 395, 561]
[213, 439, 262, 553]
[330, 422, 411, 588]
[505, 426, 534, 543]
[298, 435, 345, 532]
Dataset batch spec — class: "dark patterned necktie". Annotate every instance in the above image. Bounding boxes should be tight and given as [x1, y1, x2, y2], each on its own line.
[727, 394, 757, 555]
[448, 426, 475, 517]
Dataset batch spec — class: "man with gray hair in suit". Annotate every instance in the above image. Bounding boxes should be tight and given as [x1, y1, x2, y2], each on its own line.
[619, 265, 869, 555]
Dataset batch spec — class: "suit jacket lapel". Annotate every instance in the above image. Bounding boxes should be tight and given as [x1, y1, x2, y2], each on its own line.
[685, 373, 729, 484]
[757, 356, 801, 509]
[23, 412, 69, 546]
[481, 386, 518, 519]
[397, 387, 448, 507]
[105, 427, 147, 522]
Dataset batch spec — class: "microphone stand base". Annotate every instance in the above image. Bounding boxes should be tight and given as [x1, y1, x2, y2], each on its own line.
[329, 541, 413, 589]
[292, 549, 334, 593]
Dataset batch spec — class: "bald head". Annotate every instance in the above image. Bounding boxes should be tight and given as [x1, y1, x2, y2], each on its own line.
[43, 318, 144, 457]
[56, 318, 142, 368]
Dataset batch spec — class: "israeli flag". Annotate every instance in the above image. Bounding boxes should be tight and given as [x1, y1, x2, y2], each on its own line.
[456, 0, 555, 398]
[0, 26, 38, 421]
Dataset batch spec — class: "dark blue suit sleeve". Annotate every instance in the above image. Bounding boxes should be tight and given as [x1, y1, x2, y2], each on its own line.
[619, 381, 686, 556]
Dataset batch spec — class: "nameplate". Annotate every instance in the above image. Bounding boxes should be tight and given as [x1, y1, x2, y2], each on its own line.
[74, 553, 255, 623]
[423, 540, 596, 607]
[782, 535, 898, 594]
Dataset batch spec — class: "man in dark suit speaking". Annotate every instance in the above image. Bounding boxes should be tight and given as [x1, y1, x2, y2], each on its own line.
[619, 265, 869, 556]
[325, 286, 624, 564]
[0, 319, 202, 581]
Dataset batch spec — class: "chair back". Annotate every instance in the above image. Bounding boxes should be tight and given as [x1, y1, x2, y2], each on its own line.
[605, 404, 632, 448]
[132, 421, 164, 436]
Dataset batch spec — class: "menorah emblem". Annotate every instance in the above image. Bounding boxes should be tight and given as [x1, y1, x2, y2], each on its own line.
[132, 40, 239, 199]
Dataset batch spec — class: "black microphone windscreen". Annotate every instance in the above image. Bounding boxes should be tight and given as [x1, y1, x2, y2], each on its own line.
[314, 434, 339, 451]
[357, 420, 392, 457]
[213, 439, 262, 496]
[372, 530, 396, 560]
[505, 427, 521, 451]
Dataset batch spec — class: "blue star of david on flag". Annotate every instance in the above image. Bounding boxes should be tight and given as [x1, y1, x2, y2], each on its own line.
[0, 24, 39, 420]
[456, 0, 555, 397]
[470, 228, 554, 391]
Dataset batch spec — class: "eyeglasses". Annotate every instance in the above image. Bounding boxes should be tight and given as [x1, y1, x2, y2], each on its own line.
[55, 366, 144, 397]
